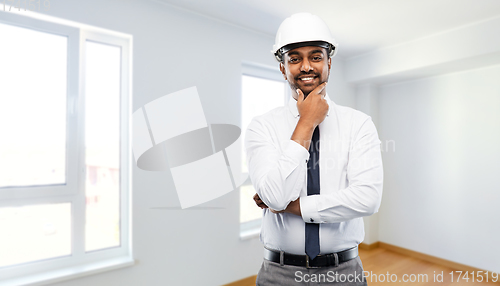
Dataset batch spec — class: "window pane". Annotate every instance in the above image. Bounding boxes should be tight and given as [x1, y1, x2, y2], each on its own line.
[240, 184, 263, 223]
[240, 74, 285, 224]
[84, 41, 121, 252]
[241, 75, 285, 173]
[0, 23, 67, 188]
[0, 203, 71, 268]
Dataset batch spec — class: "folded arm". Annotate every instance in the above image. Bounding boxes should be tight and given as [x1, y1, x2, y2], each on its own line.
[300, 117, 383, 223]
[252, 117, 383, 223]
[246, 119, 309, 211]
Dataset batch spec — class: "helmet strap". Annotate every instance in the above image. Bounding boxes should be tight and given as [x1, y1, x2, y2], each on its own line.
[276, 41, 335, 61]
[281, 41, 329, 53]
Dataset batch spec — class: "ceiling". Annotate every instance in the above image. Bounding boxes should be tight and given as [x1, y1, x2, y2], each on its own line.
[154, 0, 500, 59]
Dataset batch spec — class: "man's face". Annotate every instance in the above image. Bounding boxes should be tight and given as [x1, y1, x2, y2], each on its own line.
[280, 46, 331, 100]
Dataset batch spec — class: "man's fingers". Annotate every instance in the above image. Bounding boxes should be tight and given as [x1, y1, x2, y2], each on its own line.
[253, 193, 260, 201]
[305, 82, 327, 99]
[296, 89, 304, 102]
[254, 193, 269, 208]
[314, 82, 327, 95]
[299, 82, 327, 102]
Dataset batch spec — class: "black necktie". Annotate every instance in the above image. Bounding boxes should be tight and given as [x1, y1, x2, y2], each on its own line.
[305, 127, 320, 260]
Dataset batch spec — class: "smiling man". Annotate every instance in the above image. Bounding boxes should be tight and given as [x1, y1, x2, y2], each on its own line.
[245, 13, 384, 285]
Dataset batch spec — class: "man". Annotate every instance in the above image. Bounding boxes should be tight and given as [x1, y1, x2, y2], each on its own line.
[245, 13, 383, 285]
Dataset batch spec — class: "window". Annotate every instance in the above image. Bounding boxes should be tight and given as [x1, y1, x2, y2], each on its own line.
[0, 11, 132, 285]
[239, 62, 288, 238]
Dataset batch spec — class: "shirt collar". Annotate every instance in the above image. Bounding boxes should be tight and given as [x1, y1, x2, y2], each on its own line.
[287, 92, 332, 118]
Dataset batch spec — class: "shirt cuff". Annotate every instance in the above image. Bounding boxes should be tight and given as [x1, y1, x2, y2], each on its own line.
[283, 139, 310, 165]
[300, 195, 323, 223]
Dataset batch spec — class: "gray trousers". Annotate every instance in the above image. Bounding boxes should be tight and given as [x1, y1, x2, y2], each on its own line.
[256, 256, 368, 286]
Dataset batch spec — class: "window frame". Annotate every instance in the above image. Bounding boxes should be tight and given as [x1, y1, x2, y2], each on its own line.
[0, 11, 133, 285]
[0, 12, 79, 200]
[239, 61, 289, 239]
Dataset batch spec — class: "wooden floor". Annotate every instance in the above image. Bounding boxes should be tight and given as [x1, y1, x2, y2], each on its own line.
[226, 247, 499, 285]
[359, 247, 498, 285]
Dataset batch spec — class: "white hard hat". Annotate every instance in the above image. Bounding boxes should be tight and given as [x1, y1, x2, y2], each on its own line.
[272, 13, 338, 62]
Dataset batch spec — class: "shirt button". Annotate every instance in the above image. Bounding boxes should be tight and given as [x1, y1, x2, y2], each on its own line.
[310, 218, 314, 222]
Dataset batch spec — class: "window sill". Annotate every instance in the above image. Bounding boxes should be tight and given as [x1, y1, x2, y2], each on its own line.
[240, 218, 261, 240]
[240, 227, 260, 240]
[0, 256, 135, 286]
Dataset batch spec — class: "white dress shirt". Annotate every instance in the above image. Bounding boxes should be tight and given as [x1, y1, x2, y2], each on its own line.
[245, 94, 383, 255]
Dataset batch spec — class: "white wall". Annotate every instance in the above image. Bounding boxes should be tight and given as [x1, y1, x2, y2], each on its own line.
[29, 1, 355, 285]
[345, 16, 500, 84]
[377, 65, 500, 273]
[328, 58, 356, 108]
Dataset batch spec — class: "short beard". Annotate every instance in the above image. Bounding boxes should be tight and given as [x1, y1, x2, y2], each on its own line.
[289, 81, 325, 99]
[291, 72, 322, 98]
